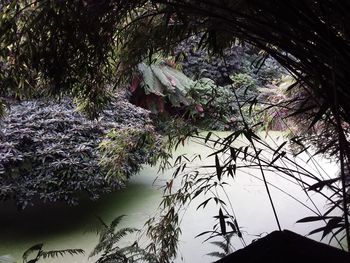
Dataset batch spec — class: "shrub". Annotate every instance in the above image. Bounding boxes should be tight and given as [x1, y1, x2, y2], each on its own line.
[0, 96, 157, 208]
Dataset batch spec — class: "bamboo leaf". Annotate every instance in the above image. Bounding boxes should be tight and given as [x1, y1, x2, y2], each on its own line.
[273, 141, 287, 156]
[308, 178, 340, 192]
[270, 151, 286, 165]
[197, 198, 212, 210]
[206, 252, 226, 258]
[205, 132, 212, 143]
[23, 244, 43, 262]
[308, 103, 328, 130]
[215, 155, 222, 181]
[297, 216, 336, 223]
[218, 208, 226, 235]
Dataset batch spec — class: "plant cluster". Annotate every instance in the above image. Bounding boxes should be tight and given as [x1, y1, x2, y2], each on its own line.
[240, 48, 286, 86]
[258, 76, 343, 159]
[0, 96, 157, 209]
[99, 126, 162, 182]
[132, 61, 260, 131]
[89, 215, 158, 263]
[185, 78, 253, 130]
[0, 0, 143, 116]
[130, 62, 192, 114]
[175, 37, 284, 87]
[174, 36, 244, 85]
[22, 244, 84, 263]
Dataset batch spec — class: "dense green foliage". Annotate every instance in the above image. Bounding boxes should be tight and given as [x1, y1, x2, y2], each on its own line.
[0, 0, 137, 116]
[99, 126, 161, 182]
[0, 96, 157, 208]
[174, 36, 243, 85]
[185, 77, 250, 130]
[175, 37, 284, 88]
[133, 60, 265, 130]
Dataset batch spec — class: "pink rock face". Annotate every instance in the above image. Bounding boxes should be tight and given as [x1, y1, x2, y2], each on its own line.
[130, 75, 141, 93]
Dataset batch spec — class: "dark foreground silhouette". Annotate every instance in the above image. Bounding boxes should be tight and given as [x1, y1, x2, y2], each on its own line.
[217, 230, 350, 263]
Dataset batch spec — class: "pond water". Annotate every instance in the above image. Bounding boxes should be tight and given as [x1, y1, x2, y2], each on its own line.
[0, 132, 342, 262]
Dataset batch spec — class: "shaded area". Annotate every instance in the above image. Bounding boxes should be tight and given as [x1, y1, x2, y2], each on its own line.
[0, 181, 160, 259]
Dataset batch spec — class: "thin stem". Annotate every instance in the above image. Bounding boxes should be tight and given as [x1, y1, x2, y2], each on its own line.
[223, 57, 282, 231]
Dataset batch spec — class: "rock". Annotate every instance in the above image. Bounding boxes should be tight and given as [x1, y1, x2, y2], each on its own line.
[217, 230, 350, 263]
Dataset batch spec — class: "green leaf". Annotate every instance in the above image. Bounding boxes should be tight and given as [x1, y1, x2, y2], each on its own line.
[110, 215, 127, 230]
[195, 231, 215, 238]
[197, 198, 212, 210]
[227, 221, 237, 233]
[226, 164, 236, 178]
[230, 147, 237, 161]
[297, 216, 336, 223]
[307, 217, 343, 240]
